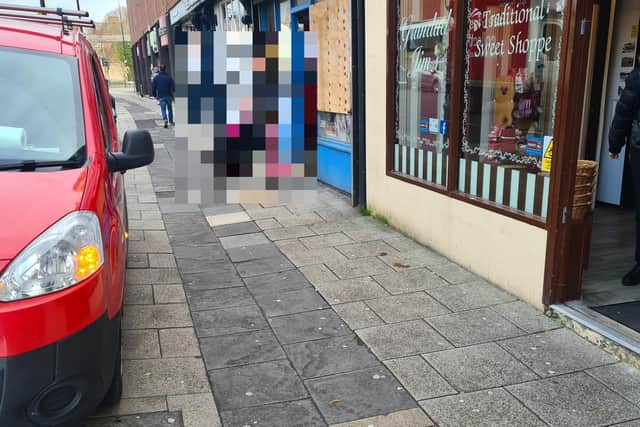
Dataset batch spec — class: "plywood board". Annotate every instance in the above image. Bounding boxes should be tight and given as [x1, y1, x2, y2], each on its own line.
[310, 0, 351, 114]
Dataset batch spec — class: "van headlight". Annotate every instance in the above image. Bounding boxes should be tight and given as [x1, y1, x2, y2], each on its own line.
[0, 211, 104, 302]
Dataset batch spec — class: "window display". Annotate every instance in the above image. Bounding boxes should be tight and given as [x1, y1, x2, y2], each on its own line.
[319, 112, 352, 144]
[459, 0, 564, 217]
[393, 0, 455, 186]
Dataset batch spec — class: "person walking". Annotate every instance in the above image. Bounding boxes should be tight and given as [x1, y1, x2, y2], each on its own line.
[151, 65, 175, 129]
[609, 65, 640, 286]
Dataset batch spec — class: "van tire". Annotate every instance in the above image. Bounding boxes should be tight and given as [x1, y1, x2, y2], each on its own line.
[101, 322, 122, 407]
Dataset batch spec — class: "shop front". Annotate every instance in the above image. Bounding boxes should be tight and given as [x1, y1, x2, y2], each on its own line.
[365, 0, 608, 311]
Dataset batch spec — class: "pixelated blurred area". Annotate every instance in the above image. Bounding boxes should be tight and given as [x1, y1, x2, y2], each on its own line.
[173, 30, 318, 204]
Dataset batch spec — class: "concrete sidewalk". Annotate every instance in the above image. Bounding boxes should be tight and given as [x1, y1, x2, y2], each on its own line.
[90, 92, 640, 427]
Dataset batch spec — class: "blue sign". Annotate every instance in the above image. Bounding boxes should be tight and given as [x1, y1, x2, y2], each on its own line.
[440, 120, 448, 136]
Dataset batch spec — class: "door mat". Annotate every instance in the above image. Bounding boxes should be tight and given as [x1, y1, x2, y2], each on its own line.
[593, 301, 640, 333]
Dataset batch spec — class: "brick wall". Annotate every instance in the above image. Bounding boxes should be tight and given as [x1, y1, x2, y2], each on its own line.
[127, 0, 178, 43]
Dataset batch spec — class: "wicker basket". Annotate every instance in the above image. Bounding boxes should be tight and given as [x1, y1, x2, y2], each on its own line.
[572, 160, 598, 220]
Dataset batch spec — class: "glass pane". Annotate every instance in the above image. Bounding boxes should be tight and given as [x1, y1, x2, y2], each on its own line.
[319, 112, 352, 144]
[461, 0, 564, 219]
[393, 0, 455, 187]
[0, 48, 85, 165]
[280, 0, 291, 31]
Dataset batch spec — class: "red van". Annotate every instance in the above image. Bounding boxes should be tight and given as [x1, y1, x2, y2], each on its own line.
[0, 6, 153, 426]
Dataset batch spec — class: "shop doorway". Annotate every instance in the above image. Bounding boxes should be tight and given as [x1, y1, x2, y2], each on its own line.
[569, 0, 640, 335]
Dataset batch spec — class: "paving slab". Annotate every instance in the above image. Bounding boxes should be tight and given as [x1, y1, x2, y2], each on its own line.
[305, 366, 416, 425]
[372, 268, 449, 295]
[254, 288, 329, 317]
[383, 236, 426, 252]
[379, 248, 449, 271]
[246, 206, 295, 220]
[335, 240, 398, 259]
[127, 253, 149, 269]
[244, 269, 313, 296]
[429, 261, 480, 285]
[175, 257, 234, 275]
[200, 329, 286, 370]
[122, 330, 161, 360]
[278, 212, 325, 227]
[186, 287, 254, 312]
[300, 232, 354, 249]
[167, 393, 221, 427]
[220, 232, 270, 249]
[427, 281, 518, 312]
[300, 264, 340, 285]
[159, 328, 201, 358]
[213, 221, 261, 238]
[220, 400, 326, 427]
[279, 241, 348, 267]
[497, 328, 618, 377]
[123, 304, 193, 330]
[326, 257, 394, 279]
[206, 211, 251, 227]
[587, 363, 640, 405]
[427, 308, 525, 347]
[424, 343, 538, 392]
[366, 292, 451, 323]
[209, 360, 308, 410]
[269, 309, 351, 344]
[333, 302, 384, 330]
[330, 408, 433, 427]
[128, 239, 173, 254]
[122, 357, 210, 398]
[285, 334, 381, 379]
[315, 277, 389, 304]
[124, 285, 154, 305]
[384, 356, 456, 400]
[126, 268, 182, 285]
[420, 388, 545, 427]
[264, 225, 316, 241]
[172, 244, 226, 262]
[182, 270, 244, 291]
[192, 305, 269, 338]
[491, 301, 560, 334]
[356, 320, 452, 360]
[127, 230, 145, 240]
[235, 255, 296, 277]
[342, 227, 401, 243]
[153, 285, 186, 304]
[92, 396, 168, 417]
[255, 218, 283, 230]
[225, 242, 282, 262]
[87, 411, 183, 426]
[507, 372, 640, 426]
[148, 254, 177, 269]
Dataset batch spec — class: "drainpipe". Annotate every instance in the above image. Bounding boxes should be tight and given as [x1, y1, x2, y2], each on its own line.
[351, 0, 366, 207]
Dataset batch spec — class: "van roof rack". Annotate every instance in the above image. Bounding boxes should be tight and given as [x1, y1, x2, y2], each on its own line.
[0, 3, 95, 30]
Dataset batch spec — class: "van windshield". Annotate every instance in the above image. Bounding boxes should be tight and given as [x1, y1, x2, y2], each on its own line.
[0, 47, 85, 166]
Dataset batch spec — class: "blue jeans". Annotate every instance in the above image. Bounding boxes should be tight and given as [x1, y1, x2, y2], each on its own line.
[160, 97, 173, 123]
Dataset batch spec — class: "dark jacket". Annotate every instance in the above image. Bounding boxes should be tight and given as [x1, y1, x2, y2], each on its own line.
[152, 71, 175, 100]
[609, 68, 640, 154]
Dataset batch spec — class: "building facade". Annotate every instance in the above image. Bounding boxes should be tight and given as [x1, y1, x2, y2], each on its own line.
[365, 0, 640, 328]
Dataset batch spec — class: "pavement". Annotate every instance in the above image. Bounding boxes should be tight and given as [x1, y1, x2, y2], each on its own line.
[89, 88, 640, 427]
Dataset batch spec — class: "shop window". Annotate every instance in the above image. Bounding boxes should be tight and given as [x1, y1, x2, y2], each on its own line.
[459, 0, 565, 218]
[280, 0, 291, 31]
[392, 0, 455, 187]
[319, 112, 352, 144]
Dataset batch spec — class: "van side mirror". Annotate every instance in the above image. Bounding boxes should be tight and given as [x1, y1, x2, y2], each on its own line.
[107, 129, 154, 172]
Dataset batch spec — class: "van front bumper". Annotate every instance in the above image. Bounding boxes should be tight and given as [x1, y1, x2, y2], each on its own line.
[0, 312, 120, 427]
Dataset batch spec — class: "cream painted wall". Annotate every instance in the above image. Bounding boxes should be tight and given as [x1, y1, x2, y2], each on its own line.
[365, 1, 548, 310]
